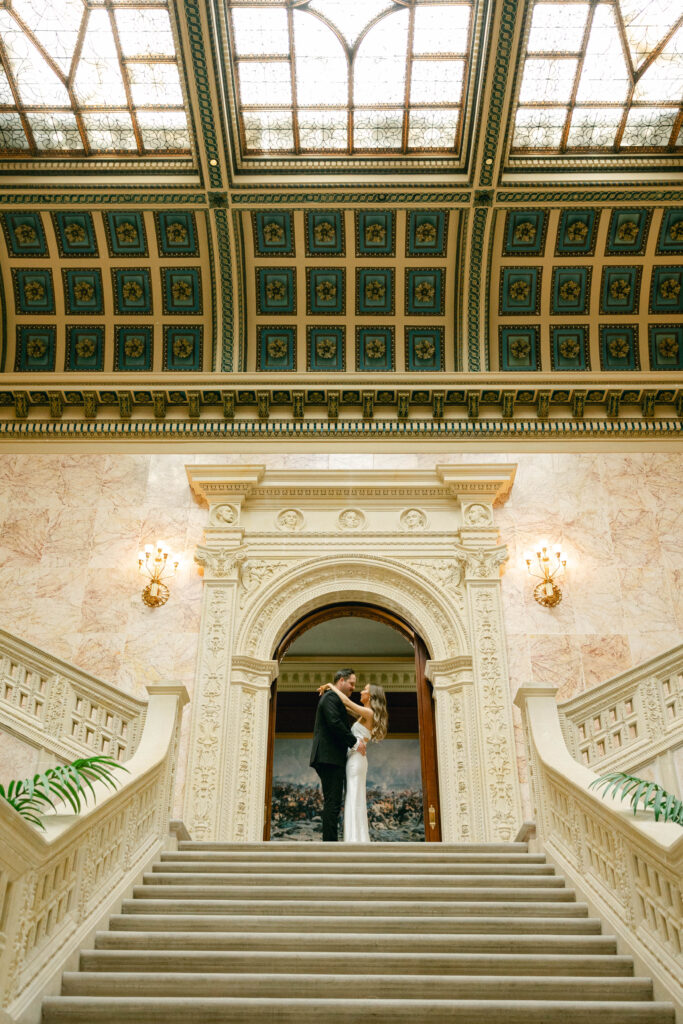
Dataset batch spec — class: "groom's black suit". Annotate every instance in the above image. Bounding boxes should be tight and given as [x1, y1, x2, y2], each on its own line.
[310, 689, 358, 841]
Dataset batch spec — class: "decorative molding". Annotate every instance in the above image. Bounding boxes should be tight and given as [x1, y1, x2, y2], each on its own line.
[214, 208, 234, 372]
[467, 208, 488, 371]
[479, 0, 518, 187]
[183, 0, 222, 188]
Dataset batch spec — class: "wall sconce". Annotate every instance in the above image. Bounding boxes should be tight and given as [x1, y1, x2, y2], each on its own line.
[137, 542, 179, 608]
[525, 545, 567, 608]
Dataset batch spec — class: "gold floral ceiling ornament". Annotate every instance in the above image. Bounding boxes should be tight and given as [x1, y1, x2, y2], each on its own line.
[513, 220, 536, 243]
[365, 278, 386, 301]
[414, 338, 435, 360]
[559, 279, 581, 301]
[616, 220, 638, 242]
[315, 336, 337, 359]
[172, 335, 194, 359]
[608, 336, 630, 359]
[658, 335, 679, 359]
[64, 222, 87, 244]
[559, 336, 581, 359]
[660, 278, 681, 300]
[415, 222, 437, 244]
[364, 335, 386, 359]
[316, 279, 337, 302]
[267, 336, 288, 359]
[75, 337, 96, 359]
[508, 280, 530, 302]
[26, 338, 47, 359]
[14, 223, 37, 244]
[566, 221, 588, 242]
[116, 221, 139, 244]
[525, 544, 567, 608]
[365, 223, 386, 244]
[137, 541, 179, 608]
[124, 336, 145, 359]
[166, 222, 188, 243]
[265, 279, 286, 301]
[670, 221, 683, 241]
[314, 221, 336, 243]
[415, 280, 436, 303]
[609, 278, 631, 301]
[171, 279, 193, 302]
[23, 280, 45, 301]
[509, 336, 531, 359]
[263, 221, 285, 243]
[122, 280, 142, 301]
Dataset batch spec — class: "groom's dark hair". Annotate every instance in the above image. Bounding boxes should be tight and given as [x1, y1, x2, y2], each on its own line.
[333, 668, 354, 685]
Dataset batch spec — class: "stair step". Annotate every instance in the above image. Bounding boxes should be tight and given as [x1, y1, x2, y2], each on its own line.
[95, 930, 619, 955]
[78, 949, 636, 977]
[153, 860, 555, 875]
[177, 842, 532, 853]
[110, 913, 603, 934]
[121, 898, 591, 917]
[41, 996, 677, 1024]
[159, 851, 548, 865]
[60, 972, 653, 1000]
[132, 884, 576, 902]
[142, 871, 565, 887]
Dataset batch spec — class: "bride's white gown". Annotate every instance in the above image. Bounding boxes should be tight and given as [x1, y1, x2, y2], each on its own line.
[343, 721, 372, 842]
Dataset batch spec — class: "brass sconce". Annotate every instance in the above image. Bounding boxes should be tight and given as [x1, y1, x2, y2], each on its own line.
[137, 542, 179, 608]
[525, 545, 566, 608]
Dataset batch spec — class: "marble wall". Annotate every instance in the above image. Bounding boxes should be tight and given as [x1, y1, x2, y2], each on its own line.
[0, 451, 681, 815]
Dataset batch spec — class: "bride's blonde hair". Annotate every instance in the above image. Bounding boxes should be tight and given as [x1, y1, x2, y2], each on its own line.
[368, 684, 388, 742]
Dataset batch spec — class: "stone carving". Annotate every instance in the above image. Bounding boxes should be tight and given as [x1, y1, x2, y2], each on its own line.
[211, 503, 239, 526]
[337, 508, 365, 531]
[237, 559, 289, 608]
[464, 502, 493, 526]
[276, 508, 304, 531]
[470, 587, 519, 840]
[465, 547, 508, 579]
[44, 676, 69, 736]
[400, 508, 427, 531]
[194, 544, 246, 579]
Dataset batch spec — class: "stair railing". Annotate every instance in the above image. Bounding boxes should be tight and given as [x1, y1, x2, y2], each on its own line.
[557, 643, 683, 791]
[0, 628, 148, 768]
[516, 680, 683, 1014]
[0, 681, 189, 1024]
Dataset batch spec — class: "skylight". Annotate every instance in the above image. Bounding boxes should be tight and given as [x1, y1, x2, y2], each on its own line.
[227, 0, 474, 155]
[513, 0, 683, 152]
[0, 0, 190, 155]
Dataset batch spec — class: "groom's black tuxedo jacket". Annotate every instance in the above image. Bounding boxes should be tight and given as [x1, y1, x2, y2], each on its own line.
[310, 689, 357, 768]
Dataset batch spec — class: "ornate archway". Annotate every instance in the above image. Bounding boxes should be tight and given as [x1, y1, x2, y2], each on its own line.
[182, 463, 522, 844]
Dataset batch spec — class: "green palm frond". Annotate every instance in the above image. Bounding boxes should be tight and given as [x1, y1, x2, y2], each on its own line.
[589, 770, 683, 825]
[0, 755, 129, 831]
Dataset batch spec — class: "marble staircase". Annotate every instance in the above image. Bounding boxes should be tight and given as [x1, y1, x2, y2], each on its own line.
[41, 841, 676, 1023]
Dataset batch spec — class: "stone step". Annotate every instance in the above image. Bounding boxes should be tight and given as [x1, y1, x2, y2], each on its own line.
[40, 996, 677, 1023]
[110, 912, 603, 934]
[153, 859, 555, 875]
[132, 884, 577, 902]
[142, 871, 565, 887]
[121, 898, 591, 917]
[94, 930, 619, 955]
[60, 972, 653, 1001]
[177, 841, 531, 853]
[160, 851, 548, 865]
[78, 949, 636, 977]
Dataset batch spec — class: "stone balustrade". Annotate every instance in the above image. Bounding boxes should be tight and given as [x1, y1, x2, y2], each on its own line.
[557, 644, 683, 792]
[0, 682, 188, 1024]
[516, 680, 683, 1013]
[0, 628, 147, 768]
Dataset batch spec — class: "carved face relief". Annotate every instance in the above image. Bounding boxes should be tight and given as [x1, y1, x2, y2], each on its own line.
[338, 508, 365, 531]
[276, 508, 304, 532]
[212, 503, 239, 526]
[400, 508, 427, 531]
[464, 503, 492, 526]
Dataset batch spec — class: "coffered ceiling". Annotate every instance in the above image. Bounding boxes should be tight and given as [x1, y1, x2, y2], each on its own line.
[0, 0, 681, 442]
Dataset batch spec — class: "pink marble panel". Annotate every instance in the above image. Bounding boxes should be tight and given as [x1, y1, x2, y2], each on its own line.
[608, 509, 662, 568]
[619, 567, 678, 634]
[0, 728, 40, 781]
[529, 634, 583, 700]
[578, 634, 632, 690]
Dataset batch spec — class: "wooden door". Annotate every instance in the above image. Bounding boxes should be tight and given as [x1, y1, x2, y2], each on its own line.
[264, 602, 441, 841]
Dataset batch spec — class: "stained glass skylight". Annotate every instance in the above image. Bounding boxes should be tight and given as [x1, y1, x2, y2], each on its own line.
[227, 0, 474, 155]
[513, 0, 683, 152]
[0, 0, 190, 155]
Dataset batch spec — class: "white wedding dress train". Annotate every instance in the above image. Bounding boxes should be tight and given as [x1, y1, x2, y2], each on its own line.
[343, 721, 372, 842]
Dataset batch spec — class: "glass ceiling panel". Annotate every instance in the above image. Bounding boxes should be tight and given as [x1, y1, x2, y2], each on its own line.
[0, 0, 190, 155]
[512, 0, 683, 153]
[228, 0, 475, 156]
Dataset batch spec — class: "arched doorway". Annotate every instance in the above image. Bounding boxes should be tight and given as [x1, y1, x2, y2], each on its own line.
[264, 602, 441, 842]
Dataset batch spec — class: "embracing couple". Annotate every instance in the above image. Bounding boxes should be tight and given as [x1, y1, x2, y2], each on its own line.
[309, 668, 388, 842]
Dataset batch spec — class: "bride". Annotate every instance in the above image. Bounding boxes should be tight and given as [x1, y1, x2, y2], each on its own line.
[318, 681, 388, 842]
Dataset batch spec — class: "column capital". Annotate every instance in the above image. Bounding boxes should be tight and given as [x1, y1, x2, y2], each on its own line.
[426, 656, 474, 691]
[194, 543, 246, 580]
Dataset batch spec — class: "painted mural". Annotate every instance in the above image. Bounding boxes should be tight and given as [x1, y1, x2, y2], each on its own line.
[270, 737, 424, 842]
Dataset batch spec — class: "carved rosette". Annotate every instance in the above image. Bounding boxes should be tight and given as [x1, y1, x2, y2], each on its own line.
[468, 584, 521, 840]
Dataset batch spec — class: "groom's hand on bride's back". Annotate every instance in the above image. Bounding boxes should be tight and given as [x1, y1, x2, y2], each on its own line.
[357, 740, 367, 756]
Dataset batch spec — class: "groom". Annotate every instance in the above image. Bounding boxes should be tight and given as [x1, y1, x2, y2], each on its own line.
[310, 668, 366, 841]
